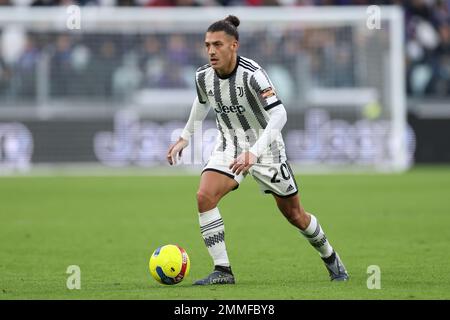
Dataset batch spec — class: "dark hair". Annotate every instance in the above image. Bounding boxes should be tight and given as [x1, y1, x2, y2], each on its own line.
[207, 15, 240, 41]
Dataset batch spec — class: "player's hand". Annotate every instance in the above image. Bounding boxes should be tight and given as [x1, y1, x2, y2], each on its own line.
[167, 137, 189, 165]
[229, 151, 257, 175]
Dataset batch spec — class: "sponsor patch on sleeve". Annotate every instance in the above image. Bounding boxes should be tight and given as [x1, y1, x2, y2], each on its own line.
[261, 87, 276, 99]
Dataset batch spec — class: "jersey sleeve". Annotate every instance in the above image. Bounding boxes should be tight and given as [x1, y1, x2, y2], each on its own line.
[195, 72, 208, 104]
[249, 105, 287, 157]
[180, 96, 211, 141]
[248, 68, 283, 111]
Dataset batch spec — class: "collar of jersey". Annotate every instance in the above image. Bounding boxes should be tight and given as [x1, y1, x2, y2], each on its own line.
[215, 56, 240, 80]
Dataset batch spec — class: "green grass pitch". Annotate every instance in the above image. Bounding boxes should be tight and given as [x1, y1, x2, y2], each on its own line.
[1, 166, 450, 300]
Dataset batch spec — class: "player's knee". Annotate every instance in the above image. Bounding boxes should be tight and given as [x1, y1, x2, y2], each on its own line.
[196, 189, 219, 212]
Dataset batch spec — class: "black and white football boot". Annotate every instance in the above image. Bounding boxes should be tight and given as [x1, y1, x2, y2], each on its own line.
[322, 251, 349, 281]
[193, 266, 235, 285]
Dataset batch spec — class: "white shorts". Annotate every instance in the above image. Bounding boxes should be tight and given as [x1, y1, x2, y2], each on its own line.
[202, 152, 299, 198]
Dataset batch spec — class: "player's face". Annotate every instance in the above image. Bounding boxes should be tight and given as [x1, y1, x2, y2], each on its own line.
[205, 31, 238, 71]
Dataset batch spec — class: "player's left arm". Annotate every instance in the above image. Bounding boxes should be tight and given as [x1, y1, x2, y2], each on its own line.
[229, 106, 287, 175]
[230, 69, 287, 175]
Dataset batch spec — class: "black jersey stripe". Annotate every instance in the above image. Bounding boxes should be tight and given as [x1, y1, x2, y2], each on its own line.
[239, 60, 258, 71]
[213, 73, 235, 155]
[249, 73, 269, 109]
[214, 75, 241, 159]
[213, 75, 227, 152]
[239, 63, 257, 73]
[233, 135, 241, 159]
[240, 57, 259, 70]
[197, 72, 207, 104]
[227, 76, 243, 158]
[213, 74, 233, 130]
[271, 136, 282, 164]
[197, 64, 211, 72]
[240, 56, 258, 66]
[243, 71, 267, 129]
[196, 85, 206, 104]
[230, 75, 251, 133]
[216, 119, 226, 152]
[239, 61, 257, 72]
[239, 64, 256, 73]
[229, 74, 258, 148]
[270, 142, 281, 164]
[228, 75, 240, 107]
[248, 72, 282, 160]
[264, 100, 282, 111]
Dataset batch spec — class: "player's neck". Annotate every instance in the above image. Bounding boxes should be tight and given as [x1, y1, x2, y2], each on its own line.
[215, 56, 239, 80]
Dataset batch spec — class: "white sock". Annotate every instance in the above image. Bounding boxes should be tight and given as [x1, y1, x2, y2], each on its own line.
[300, 214, 334, 258]
[199, 207, 230, 267]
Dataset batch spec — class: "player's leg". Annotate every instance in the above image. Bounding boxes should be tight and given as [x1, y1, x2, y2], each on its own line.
[272, 191, 349, 281]
[250, 162, 349, 281]
[197, 170, 238, 213]
[272, 194, 333, 257]
[194, 170, 239, 285]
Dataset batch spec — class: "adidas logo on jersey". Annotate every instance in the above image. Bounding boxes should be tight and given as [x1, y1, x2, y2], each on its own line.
[214, 102, 246, 115]
[286, 184, 294, 192]
[207, 90, 214, 96]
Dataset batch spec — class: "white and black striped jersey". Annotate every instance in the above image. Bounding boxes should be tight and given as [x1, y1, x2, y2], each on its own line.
[195, 56, 287, 164]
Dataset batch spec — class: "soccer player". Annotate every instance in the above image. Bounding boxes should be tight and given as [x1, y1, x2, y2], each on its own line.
[167, 15, 349, 285]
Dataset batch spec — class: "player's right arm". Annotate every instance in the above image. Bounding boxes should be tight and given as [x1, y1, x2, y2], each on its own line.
[167, 69, 210, 165]
[167, 96, 211, 165]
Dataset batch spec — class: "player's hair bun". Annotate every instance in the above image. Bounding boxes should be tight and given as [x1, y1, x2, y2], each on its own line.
[225, 15, 240, 28]
[207, 15, 240, 40]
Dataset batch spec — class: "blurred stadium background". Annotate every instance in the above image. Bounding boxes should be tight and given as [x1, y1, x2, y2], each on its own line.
[1, 1, 450, 301]
[0, 0, 448, 174]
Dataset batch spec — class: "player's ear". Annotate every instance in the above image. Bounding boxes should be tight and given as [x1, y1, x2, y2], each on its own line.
[232, 40, 239, 51]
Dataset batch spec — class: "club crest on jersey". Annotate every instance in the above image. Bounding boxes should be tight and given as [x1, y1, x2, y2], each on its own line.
[214, 102, 246, 115]
[237, 86, 244, 97]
